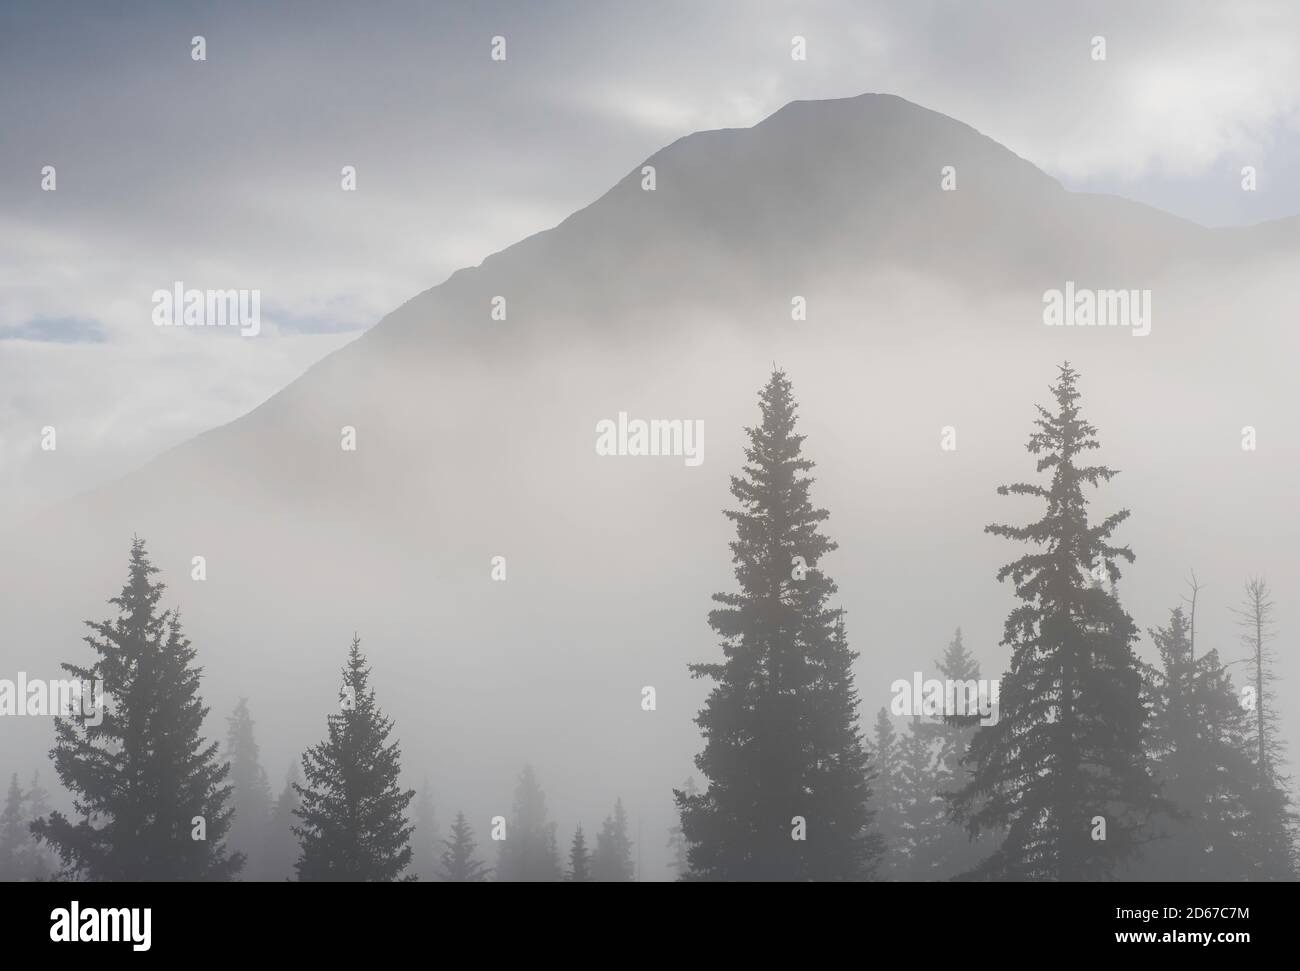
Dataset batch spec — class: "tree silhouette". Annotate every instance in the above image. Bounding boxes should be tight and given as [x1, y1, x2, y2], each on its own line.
[949, 364, 1161, 880]
[440, 811, 491, 882]
[32, 538, 240, 880]
[678, 369, 879, 880]
[496, 764, 561, 881]
[263, 762, 301, 882]
[224, 698, 272, 880]
[1233, 580, 1281, 782]
[292, 635, 415, 881]
[567, 824, 592, 882]
[592, 798, 634, 882]
[901, 630, 991, 880]
[1137, 606, 1271, 879]
[871, 708, 907, 879]
[1230, 580, 1298, 875]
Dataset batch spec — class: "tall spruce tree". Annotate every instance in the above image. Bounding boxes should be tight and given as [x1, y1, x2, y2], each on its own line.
[677, 370, 878, 881]
[949, 364, 1161, 880]
[567, 824, 592, 882]
[1134, 606, 1269, 879]
[224, 698, 272, 880]
[31, 538, 241, 880]
[292, 635, 415, 881]
[591, 798, 634, 882]
[496, 764, 561, 881]
[440, 811, 490, 882]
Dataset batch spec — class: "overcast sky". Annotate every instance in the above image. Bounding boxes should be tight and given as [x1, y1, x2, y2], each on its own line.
[3, 0, 1299, 523]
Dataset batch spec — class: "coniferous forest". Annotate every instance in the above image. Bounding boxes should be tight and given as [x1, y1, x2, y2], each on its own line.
[3, 363, 1295, 883]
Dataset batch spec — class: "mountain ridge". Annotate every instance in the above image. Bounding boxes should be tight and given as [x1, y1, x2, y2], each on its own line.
[9, 91, 1299, 530]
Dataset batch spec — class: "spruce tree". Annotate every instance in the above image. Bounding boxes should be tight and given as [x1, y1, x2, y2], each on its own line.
[412, 777, 440, 881]
[440, 811, 490, 882]
[224, 698, 272, 880]
[900, 630, 990, 880]
[871, 709, 907, 879]
[1135, 606, 1268, 879]
[677, 369, 878, 881]
[949, 364, 1161, 880]
[263, 763, 301, 881]
[935, 629, 982, 730]
[890, 716, 941, 881]
[31, 538, 241, 880]
[0, 774, 25, 881]
[592, 798, 634, 882]
[876, 636, 990, 882]
[496, 763, 561, 881]
[567, 824, 592, 882]
[292, 635, 415, 881]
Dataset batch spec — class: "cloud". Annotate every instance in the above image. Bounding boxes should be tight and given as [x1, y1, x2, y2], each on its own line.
[0, 317, 105, 343]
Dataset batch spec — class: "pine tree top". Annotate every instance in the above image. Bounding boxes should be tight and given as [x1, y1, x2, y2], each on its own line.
[986, 362, 1134, 596]
[440, 811, 490, 882]
[936, 627, 979, 681]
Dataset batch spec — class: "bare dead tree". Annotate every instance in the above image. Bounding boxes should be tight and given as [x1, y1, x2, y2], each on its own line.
[1231, 577, 1278, 784]
[1181, 569, 1204, 661]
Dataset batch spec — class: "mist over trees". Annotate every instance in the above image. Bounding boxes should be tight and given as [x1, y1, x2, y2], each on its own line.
[592, 798, 634, 881]
[5, 365, 1297, 882]
[872, 633, 992, 881]
[224, 698, 273, 880]
[0, 775, 28, 880]
[496, 764, 562, 882]
[412, 778, 441, 882]
[263, 763, 302, 882]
